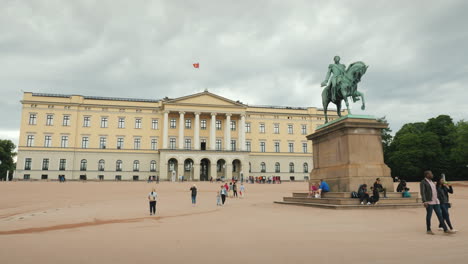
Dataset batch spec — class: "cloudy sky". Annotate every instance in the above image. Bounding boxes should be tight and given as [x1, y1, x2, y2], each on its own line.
[1, 0, 468, 146]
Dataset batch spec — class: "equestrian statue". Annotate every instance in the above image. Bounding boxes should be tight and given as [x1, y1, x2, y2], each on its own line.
[320, 56, 369, 123]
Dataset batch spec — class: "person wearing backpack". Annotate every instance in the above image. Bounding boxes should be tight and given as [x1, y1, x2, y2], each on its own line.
[148, 188, 158, 215]
[436, 178, 456, 232]
[190, 184, 197, 206]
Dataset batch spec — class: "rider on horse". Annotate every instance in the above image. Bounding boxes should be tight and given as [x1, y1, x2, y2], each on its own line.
[321, 56, 346, 102]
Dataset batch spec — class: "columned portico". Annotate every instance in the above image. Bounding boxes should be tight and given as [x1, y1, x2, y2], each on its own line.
[210, 113, 216, 150]
[225, 113, 231, 151]
[162, 111, 169, 149]
[194, 112, 200, 150]
[178, 111, 185, 149]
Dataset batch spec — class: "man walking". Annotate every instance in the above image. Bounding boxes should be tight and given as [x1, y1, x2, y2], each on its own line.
[420, 171, 454, 235]
[148, 188, 158, 215]
[190, 184, 197, 206]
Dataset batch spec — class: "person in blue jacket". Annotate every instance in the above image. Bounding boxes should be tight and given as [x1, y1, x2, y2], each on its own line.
[318, 179, 330, 198]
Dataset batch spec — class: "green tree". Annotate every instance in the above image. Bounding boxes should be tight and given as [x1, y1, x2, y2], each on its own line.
[450, 120, 468, 179]
[0, 139, 16, 180]
[377, 117, 393, 164]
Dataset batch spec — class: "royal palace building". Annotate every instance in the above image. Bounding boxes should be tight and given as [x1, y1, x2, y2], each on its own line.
[16, 91, 340, 181]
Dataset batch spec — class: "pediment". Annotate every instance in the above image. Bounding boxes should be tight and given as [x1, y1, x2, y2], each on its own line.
[165, 91, 245, 107]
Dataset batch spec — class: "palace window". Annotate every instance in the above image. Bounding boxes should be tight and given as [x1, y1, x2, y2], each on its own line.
[133, 160, 140, 172]
[152, 119, 159, 129]
[275, 162, 281, 173]
[274, 124, 279, 134]
[44, 136, 52, 147]
[289, 162, 295, 173]
[59, 159, 66, 171]
[231, 120, 236, 131]
[61, 136, 68, 148]
[259, 123, 265, 133]
[24, 158, 32, 170]
[216, 120, 222, 130]
[151, 138, 157, 150]
[246, 141, 251, 152]
[101, 117, 108, 128]
[260, 162, 266, 173]
[100, 137, 107, 149]
[185, 138, 192, 150]
[301, 124, 307, 135]
[245, 123, 251, 133]
[216, 139, 222, 150]
[98, 159, 105, 171]
[150, 160, 157, 172]
[231, 140, 236, 151]
[170, 119, 177, 128]
[117, 138, 124, 149]
[288, 142, 294, 153]
[46, 114, 54, 126]
[288, 124, 293, 134]
[29, 114, 37, 125]
[201, 120, 207, 130]
[80, 159, 87, 171]
[116, 160, 123, 171]
[118, 118, 125, 128]
[303, 163, 309, 173]
[185, 119, 192, 129]
[274, 142, 280, 153]
[134, 138, 141, 150]
[83, 116, 90, 127]
[302, 143, 308, 153]
[260, 142, 266, 152]
[169, 138, 176, 149]
[135, 118, 142, 129]
[62, 115, 70, 126]
[81, 137, 89, 148]
[42, 158, 49, 170]
[26, 135, 34, 147]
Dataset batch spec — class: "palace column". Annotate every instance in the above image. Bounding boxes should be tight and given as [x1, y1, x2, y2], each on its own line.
[194, 112, 200, 150]
[240, 114, 246, 151]
[178, 111, 185, 149]
[162, 111, 169, 149]
[193, 163, 200, 181]
[210, 113, 216, 150]
[225, 113, 232, 151]
[210, 162, 217, 180]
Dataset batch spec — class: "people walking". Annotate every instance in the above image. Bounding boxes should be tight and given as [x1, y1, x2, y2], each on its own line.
[190, 184, 197, 206]
[436, 178, 456, 232]
[148, 188, 158, 215]
[220, 185, 227, 205]
[420, 171, 454, 235]
[229, 182, 233, 197]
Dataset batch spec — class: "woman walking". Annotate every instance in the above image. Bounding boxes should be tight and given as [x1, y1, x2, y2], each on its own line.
[436, 178, 456, 232]
[220, 185, 227, 205]
[148, 188, 158, 215]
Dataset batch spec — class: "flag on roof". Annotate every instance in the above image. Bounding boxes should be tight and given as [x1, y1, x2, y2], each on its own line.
[193, 63, 199, 68]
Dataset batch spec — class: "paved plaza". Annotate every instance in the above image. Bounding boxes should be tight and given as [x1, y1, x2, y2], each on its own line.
[1, 181, 468, 264]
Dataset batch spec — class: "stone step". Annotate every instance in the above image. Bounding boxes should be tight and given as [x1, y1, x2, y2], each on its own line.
[274, 201, 423, 210]
[292, 192, 418, 199]
[283, 196, 421, 205]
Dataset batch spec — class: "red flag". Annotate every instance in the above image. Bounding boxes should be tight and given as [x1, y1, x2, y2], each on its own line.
[193, 63, 199, 68]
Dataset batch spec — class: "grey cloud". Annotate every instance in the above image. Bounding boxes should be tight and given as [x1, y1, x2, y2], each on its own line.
[1, 0, 468, 145]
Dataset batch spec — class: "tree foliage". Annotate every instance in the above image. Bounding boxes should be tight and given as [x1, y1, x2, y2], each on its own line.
[0, 139, 16, 180]
[385, 115, 468, 181]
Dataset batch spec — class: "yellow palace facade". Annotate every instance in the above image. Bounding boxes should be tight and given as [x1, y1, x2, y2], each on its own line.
[16, 91, 339, 181]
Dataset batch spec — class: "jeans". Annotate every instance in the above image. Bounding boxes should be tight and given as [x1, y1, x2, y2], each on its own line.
[439, 203, 453, 230]
[221, 194, 226, 204]
[426, 204, 447, 231]
[149, 201, 156, 214]
[191, 195, 196, 204]
[359, 193, 369, 203]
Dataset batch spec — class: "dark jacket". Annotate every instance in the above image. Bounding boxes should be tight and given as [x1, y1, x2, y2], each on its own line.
[357, 185, 368, 197]
[420, 179, 434, 203]
[436, 185, 453, 204]
[396, 181, 407, 192]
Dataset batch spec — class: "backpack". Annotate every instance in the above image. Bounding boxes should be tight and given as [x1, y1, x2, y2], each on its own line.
[351, 191, 359, 198]
[402, 191, 411, 198]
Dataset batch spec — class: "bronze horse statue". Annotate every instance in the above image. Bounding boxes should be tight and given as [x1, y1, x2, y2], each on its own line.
[321, 61, 369, 123]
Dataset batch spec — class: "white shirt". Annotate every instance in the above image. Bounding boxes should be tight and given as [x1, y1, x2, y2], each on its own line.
[148, 191, 158, 201]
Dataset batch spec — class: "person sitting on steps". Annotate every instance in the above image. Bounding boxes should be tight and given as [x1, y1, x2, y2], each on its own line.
[357, 184, 370, 205]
